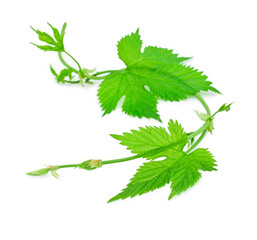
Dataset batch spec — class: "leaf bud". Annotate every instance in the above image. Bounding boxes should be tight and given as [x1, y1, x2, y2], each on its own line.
[88, 159, 102, 168]
[26, 167, 51, 176]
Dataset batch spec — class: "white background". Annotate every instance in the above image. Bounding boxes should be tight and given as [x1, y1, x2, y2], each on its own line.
[0, 0, 256, 239]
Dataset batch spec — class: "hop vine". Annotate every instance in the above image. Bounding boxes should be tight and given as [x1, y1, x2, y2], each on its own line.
[28, 23, 232, 202]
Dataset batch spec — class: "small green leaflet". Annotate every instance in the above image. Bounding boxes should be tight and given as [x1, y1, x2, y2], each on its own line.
[108, 120, 217, 202]
[98, 30, 220, 121]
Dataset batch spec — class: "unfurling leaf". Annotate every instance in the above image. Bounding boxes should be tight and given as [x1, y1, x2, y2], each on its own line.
[27, 167, 51, 176]
[195, 110, 210, 121]
[58, 69, 73, 83]
[30, 23, 65, 52]
[213, 102, 234, 117]
[30, 26, 56, 45]
[194, 110, 214, 134]
[77, 159, 103, 170]
[49, 67, 73, 83]
[60, 23, 67, 43]
[47, 23, 61, 44]
[208, 120, 214, 134]
[50, 65, 58, 77]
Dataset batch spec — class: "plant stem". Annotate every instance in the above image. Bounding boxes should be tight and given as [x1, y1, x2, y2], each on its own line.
[187, 120, 210, 140]
[102, 155, 140, 165]
[92, 70, 115, 76]
[58, 51, 103, 81]
[58, 52, 78, 73]
[86, 75, 105, 80]
[186, 93, 212, 153]
[27, 93, 213, 176]
[64, 51, 82, 71]
[195, 93, 211, 116]
[186, 130, 207, 153]
[64, 80, 80, 84]
[85, 70, 116, 80]
[57, 164, 78, 169]
[58, 51, 115, 82]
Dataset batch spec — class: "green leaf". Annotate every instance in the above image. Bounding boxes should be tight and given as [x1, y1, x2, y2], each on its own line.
[111, 120, 188, 159]
[30, 26, 56, 45]
[31, 23, 65, 52]
[98, 70, 160, 120]
[108, 158, 175, 202]
[49, 67, 73, 83]
[168, 152, 201, 199]
[168, 148, 216, 199]
[50, 65, 58, 77]
[60, 22, 67, 43]
[139, 46, 190, 68]
[194, 110, 214, 134]
[57, 69, 73, 83]
[26, 167, 51, 176]
[108, 147, 216, 202]
[188, 148, 217, 171]
[47, 23, 61, 43]
[98, 30, 219, 121]
[109, 120, 217, 202]
[194, 110, 210, 121]
[30, 43, 59, 51]
[117, 29, 142, 66]
[207, 120, 214, 134]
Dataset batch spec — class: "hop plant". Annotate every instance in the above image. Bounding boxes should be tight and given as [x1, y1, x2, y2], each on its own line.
[28, 23, 232, 202]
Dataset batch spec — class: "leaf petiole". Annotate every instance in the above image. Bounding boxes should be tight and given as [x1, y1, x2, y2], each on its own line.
[195, 93, 211, 116]
[186, 129, 208, 153]
[57, 51, 111, 81]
